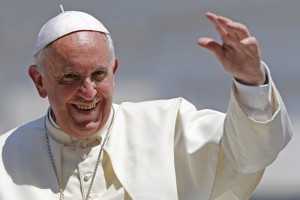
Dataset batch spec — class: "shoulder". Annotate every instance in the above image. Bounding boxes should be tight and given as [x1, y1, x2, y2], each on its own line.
[0, 116, 51, 185]
[0, 116, 46, 148]
[115, 97, 195, 113]
[113, 97, 225, 117]
[113, 98, 225, 126]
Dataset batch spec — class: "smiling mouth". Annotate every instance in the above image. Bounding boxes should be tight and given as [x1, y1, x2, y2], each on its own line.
[75, 104, 97, 110]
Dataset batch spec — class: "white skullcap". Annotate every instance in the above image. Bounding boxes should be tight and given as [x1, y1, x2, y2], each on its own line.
[33, 11, 109, 56]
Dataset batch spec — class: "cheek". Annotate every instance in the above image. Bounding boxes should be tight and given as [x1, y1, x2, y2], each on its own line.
[46, 85, 76, 108]
[97, 81, 115, 98]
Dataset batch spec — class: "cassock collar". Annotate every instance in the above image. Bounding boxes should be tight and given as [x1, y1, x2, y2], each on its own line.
[45, 107, 114, 147]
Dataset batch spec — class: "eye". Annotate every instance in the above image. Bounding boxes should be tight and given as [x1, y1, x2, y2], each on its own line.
[92, 70, 106, 81]
[61, 73, 80, 83]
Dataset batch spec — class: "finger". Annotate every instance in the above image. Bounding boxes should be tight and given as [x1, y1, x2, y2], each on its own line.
[225, 21, 251, 39]
[198, 37, 224, 61]
[205, 12, 227, 36]
[206, 13, 238, 46]
[217, 16, 251, 40]
[240, 36, 261, 58]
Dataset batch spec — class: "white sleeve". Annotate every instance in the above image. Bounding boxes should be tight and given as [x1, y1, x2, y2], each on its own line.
[233, 62, 273, 121]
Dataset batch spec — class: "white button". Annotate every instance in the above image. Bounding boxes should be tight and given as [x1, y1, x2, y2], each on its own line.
[84, 175, 91, 181]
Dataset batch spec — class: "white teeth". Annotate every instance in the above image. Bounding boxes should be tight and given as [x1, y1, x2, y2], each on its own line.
[76, 104, 96, 110]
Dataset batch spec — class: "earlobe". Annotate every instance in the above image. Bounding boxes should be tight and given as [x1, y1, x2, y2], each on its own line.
[28, 65, 48, 98]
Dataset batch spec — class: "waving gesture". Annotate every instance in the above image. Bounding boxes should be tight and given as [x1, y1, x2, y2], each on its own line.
[198, 12, 266, 86]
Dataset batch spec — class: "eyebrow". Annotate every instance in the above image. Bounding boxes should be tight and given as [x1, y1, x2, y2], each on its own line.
[63, 66, 108, 73]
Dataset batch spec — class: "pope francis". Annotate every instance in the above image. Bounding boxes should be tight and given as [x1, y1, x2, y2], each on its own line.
[0, 10, 293, 200]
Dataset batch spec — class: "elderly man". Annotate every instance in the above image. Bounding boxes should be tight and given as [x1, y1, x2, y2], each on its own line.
[0, 10, 292, 200]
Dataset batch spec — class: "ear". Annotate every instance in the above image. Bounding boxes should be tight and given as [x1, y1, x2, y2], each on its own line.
[113, 57, 119, 74]
[28, 65, 48, 98]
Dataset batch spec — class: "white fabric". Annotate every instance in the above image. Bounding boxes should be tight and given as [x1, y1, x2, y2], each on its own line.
[233, 62, 271, 110]
[45, 107, 128, 199]
[0, 78, 293, 200]
[33, 11, 109, 56]
[233, 62, 273, 121]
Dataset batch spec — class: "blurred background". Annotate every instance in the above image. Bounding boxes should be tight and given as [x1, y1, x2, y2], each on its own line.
[0, 0, 299, 199]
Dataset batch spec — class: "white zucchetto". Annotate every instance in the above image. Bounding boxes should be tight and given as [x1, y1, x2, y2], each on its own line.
[33, 11, 109, 56]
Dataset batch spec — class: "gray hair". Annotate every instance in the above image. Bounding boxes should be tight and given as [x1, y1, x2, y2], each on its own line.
[34, 33, 115, 74]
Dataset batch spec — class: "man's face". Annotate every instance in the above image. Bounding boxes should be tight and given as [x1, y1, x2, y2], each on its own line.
[30, 31, 118, 139]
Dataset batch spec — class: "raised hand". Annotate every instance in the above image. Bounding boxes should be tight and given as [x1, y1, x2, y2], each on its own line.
[198, 12, 266, 86]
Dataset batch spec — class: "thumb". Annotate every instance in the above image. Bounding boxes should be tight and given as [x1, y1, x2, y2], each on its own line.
[198, 37, 224, 60]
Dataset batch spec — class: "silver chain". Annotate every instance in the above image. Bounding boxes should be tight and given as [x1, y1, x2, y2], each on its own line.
[45, 107, 115, 200]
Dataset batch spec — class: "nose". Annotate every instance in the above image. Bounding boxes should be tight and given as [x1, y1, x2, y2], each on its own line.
[79, 77, 97, 100]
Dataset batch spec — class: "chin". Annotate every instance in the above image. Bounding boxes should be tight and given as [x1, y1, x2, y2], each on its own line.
[72, 122, 102, 138]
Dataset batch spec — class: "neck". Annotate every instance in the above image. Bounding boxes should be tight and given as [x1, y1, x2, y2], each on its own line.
[46, 107, 114, 146]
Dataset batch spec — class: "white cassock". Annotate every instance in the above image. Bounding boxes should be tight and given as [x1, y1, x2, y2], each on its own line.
[0, 64, 293, 200]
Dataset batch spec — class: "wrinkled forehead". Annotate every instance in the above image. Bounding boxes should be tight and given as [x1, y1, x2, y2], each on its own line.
[33, 11, 110, 57]
[42, 31, 112, 71]
[48, 31, 109, 53]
